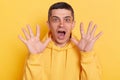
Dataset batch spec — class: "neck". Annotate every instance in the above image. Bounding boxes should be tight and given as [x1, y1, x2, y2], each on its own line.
[55, 41, 68, 47]
[52, 38, 70, 47]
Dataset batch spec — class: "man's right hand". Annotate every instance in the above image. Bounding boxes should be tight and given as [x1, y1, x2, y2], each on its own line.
[19, 24, 51, 54]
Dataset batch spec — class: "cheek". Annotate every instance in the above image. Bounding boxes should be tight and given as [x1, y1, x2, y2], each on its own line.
[67, 26, 73, 32]
[66, 28, 72, 37]
[50, 26, 57, 34]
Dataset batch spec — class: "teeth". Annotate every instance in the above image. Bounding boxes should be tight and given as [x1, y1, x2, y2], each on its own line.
[58, 31, 66, 34]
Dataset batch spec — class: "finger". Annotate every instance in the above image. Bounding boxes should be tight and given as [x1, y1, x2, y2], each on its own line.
[80, 22, 85, 38]
[36, 24, 40, 38]
[71, 38, 79, 46]
[18, 35, 27, 44]
[44, 38, 51, 47]
[27, 24, 34, 38]
[87, 21, 93, 35]
[94, 32, 103, 41]
[91, 24, 97, 37]
[22, 28, 30, 40]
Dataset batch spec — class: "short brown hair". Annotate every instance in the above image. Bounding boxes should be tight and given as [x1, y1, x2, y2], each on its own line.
[48, 2, 74, 21]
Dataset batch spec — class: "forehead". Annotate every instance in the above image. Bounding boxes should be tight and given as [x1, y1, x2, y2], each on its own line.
[51, 9, 72, 18]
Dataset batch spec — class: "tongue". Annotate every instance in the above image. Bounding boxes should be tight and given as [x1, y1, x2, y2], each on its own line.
[58, 32, 65, 40]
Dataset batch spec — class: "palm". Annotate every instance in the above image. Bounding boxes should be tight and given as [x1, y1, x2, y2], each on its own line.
[19, 25, 51, 54]
[71, 22, 102, 52]
[77, 34, 95, 52]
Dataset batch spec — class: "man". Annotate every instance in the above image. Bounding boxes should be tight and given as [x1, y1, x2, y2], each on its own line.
[19, 2, 102, 80]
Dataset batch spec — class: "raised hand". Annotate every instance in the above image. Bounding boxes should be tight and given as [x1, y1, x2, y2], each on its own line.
[19, 25, 51, 54]
[71, 21, 103, 52]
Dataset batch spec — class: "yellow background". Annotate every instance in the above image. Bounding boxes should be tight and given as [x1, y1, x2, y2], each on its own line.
[0, 0, 120, 80]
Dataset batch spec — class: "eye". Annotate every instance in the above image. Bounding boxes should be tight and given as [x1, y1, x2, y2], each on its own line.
[52, 18, 59, 22]
[64, 18, 72, 23]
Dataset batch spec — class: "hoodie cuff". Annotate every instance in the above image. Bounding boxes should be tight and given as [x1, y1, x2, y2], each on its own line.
[81, 51, 95, 63]
[27, 53, 43, 64]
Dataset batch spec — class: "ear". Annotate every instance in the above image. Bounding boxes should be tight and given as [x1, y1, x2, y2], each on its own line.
[46, 21, 50, 29]
[72, 21, 75, 29]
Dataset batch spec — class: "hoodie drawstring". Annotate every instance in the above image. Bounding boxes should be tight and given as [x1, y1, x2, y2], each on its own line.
[65, 49, 68, 69]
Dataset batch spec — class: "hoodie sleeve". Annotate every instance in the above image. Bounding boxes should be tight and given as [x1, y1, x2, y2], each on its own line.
[80, 51, 102, 80]
[23, 53, 43, 80]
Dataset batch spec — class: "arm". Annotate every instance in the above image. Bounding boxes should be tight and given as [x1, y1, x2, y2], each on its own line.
[19, 25, 51, 80]
[71, 21, 102, 80]
[23, 54, 43, 80]
[80, 51, 102, 80]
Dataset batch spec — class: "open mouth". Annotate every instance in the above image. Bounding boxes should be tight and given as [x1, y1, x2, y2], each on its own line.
[58, 31, 66, 35]
[57, 30, 66, 40]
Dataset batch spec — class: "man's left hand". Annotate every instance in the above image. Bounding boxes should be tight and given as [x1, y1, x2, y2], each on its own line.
[71, 21, 103, 52]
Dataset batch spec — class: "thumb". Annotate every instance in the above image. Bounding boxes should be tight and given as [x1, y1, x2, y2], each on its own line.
[71, 38, 79, 46]
[44, 38, 51, 47]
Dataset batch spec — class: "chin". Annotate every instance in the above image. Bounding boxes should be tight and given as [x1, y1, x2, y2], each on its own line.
[56, 38, 70, 45]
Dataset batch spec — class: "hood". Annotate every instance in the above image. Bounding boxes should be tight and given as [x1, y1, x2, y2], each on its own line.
[41, 31, 79, 69]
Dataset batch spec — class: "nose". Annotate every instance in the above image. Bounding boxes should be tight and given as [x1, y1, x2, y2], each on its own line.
[59, 20, 64, 27]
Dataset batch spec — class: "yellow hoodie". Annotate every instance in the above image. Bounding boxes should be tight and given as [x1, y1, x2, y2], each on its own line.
[23, 33, 102, 80]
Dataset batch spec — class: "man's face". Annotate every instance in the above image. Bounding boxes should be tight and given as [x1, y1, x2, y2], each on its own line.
[47, 9, 75, 46]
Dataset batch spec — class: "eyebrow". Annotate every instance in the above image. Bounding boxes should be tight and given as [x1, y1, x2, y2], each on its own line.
[64, 16, 72, 18]
[51, 16, 72, 19]
[51, 16, 59, 19]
